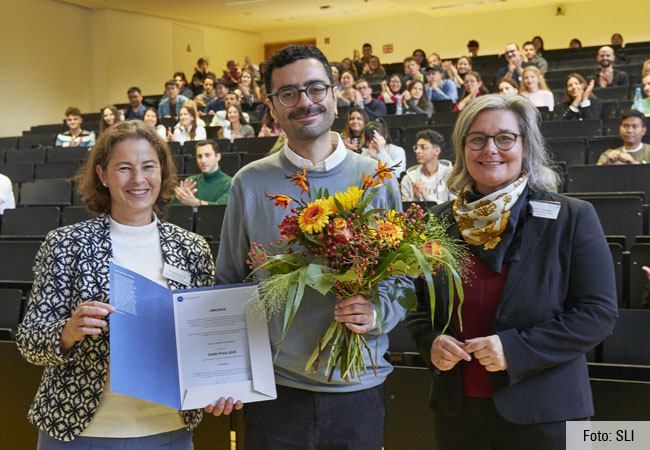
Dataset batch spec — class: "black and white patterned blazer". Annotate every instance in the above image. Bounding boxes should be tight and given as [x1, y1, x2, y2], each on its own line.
[16, 214, 215, 441]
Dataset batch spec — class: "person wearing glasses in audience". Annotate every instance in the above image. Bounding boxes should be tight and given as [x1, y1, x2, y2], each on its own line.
[349, 78, 387, 120]
[400, 129, 453, 203]
[407, 94, 617, 450]
[216, 45, 405, 450]
[17, 120, 240, 449]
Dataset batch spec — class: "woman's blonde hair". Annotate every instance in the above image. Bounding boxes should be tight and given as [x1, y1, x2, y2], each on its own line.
[447, 94, 559, 193]
[519, 66, 550, 93]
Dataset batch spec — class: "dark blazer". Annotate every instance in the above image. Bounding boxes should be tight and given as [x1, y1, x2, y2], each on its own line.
[16, 215, 215, 441]
[407, 189, 618, 424]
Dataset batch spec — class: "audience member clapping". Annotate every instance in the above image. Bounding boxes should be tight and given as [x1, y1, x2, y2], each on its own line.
[341, 57, 359, 79]
[169, 100, 206, 145]
[595, 46, 629, 87]
[143, 107, 167, 140]
[341, 106, 368, 152]
[562, 73, 602, 120]
[497, 77, 519, 95]
[222, 60, 242, 84]
[403, 80, 433, 118]
[424, 65, 458, 104]
[360, 119, 406, 179]
[55, 107, 96, 147]
[194, 57, 216, 79]
[99, 105, 122, 135]
[443, 56, 471, 88]
[218, 104, 254, 141]
[353, 43, 372, 75]
[597, 110, 649, 165]
[378, 74, 404, 104]
[360, 55, 386, 85]
[496, 43, 534, 84]
[453, 71, 487, 112]
[519, 66, 554, 111]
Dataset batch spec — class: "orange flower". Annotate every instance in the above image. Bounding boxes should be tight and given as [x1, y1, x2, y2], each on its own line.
[265, 193, 293, 210]
[419, 241, 443, 259]
[375, 160, 394, 184]
[286, 169, 309, 195]
[362, 172, 379, 189]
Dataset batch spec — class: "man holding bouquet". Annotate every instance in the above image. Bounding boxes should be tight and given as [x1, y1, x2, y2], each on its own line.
[215, 45, 406, 449]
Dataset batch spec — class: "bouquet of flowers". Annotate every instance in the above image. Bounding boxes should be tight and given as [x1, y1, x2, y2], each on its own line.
[247, 161, 467, 382]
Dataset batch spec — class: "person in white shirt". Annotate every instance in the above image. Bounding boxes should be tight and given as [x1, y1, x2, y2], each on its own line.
[209, 92, 249, 127]
[170, 100, 206, 145]
[360, 119, 406, 179]
[0, 172, 16, 214]
[401, 129, 455, 203]
[519, 66, 554, 111]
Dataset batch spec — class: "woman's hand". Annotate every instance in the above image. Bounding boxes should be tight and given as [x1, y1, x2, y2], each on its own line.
[166, 127, 174, 142]
[582, 79, 595, 103]
[402, 90, 412, 102]
[430, 335, 471, 371]
[464, 335, 508, 372]
[369, 132, 386, 158]
[343, 137, 358, 151]
[380, 80, 389, 94]
[205, 397, 243, 416]
[61, 301, 115, 352]
[334, 294, 374, 334]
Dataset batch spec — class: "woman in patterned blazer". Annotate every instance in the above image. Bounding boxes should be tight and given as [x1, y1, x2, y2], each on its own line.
[16, 120, 241, 449]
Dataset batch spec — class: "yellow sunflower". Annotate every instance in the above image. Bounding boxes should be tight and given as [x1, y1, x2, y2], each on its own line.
[298, 199, 333, 234]
[326, 186, 365, 213]
[376, 220, 404, 248]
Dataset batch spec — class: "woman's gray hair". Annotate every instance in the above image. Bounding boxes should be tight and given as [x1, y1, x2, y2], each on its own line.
[447, 94, 560, 193]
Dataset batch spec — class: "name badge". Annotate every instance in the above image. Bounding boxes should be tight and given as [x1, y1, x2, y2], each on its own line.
[162, 263, 192, 286]
[529, 200, 561, 220]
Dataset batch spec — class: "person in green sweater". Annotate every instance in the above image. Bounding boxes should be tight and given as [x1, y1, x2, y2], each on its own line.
[172, 139, 232, 206]
[597, 110, 650, 165]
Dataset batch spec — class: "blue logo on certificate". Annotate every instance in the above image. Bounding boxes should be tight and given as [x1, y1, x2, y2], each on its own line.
[177, 296, 184, 302]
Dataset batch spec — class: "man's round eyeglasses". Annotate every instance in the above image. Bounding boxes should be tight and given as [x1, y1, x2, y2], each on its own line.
[412, 144, 436, 152]
[268, 83, 333, 107]
[464, 132, 521, 151]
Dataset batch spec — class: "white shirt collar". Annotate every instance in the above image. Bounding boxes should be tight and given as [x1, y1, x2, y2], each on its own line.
[283, 132, 348, 172]
[624, 142, 644, 153]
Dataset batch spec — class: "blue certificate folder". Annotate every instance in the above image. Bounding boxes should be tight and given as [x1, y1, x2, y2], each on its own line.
[108, 263, 275, 410]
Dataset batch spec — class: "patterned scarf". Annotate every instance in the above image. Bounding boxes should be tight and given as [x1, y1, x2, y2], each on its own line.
[453, 176, 528, 251]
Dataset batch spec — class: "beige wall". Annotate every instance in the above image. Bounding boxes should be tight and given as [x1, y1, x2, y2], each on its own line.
[1, 1, 262, 138]
[262, 0, 650, 64]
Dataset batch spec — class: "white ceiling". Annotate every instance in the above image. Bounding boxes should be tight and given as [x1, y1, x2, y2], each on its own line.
[58, 0, 566, 34]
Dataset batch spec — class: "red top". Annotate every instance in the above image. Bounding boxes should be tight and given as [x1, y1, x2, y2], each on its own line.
[451, 253, 509, 397]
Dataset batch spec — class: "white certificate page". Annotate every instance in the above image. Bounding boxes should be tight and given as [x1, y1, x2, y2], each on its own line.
[173, 286, 254, 391]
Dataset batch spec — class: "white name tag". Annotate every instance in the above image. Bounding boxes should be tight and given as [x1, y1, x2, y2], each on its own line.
[529, 200, 561, 220]
[162, 263, 192, 286]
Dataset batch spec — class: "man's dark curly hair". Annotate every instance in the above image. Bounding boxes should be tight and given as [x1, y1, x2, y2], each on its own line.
[264, 45, 333, 93]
